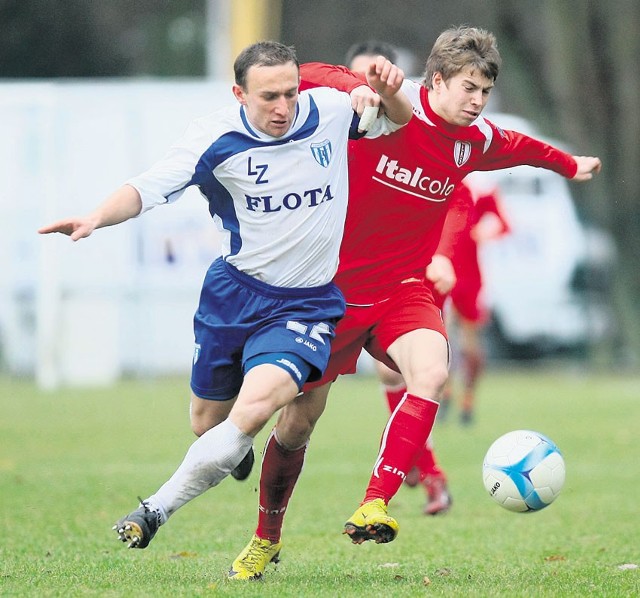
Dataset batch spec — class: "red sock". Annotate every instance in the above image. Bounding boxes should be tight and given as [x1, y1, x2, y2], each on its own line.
[363, 393, 439, 504]
[255, 429, 306, 543]
[384, 385, 407, 412]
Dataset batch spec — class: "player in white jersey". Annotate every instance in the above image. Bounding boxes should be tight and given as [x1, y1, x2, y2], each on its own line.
[38, 41, 411, 552]
[129, 87, 364, 289]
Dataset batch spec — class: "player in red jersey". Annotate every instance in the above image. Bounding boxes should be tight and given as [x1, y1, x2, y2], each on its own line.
[347, 39, 456, 516]
[230, 26, 602, 580]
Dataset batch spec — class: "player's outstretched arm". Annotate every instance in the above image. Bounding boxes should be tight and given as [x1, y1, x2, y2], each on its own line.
[571, 156, 602, 181]
[366, 56, 412, 126]
[38, 184, 143, 241]
[299, 60, 410, 126]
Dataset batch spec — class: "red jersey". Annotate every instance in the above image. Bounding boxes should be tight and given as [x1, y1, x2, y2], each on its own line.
[300, 64, 577, 305]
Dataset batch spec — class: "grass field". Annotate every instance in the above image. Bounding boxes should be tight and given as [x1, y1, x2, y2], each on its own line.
[2, 367, 639, 597]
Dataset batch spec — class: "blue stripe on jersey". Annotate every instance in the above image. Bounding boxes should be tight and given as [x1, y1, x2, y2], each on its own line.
[188, 96, 321, 255]
[202, 175, 243, 254]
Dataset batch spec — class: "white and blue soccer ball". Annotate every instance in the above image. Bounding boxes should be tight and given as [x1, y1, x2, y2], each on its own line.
[482, 430, 566, 512]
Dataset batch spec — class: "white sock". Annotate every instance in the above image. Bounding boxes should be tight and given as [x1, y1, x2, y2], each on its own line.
[145, 419, 252, 523]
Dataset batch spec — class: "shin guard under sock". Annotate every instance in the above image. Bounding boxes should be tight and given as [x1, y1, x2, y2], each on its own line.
[363, 393, 439, 504]
[256, 429, 307, 543]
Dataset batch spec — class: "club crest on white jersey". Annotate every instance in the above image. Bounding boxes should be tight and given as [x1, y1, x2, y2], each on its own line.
[311, 139, 332, 167]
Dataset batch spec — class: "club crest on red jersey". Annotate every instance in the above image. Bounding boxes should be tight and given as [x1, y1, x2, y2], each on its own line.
[454, 140, 471, 167]
[311, 139, 332, 167]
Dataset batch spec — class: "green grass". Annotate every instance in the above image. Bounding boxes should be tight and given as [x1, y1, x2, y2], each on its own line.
[1, 368, 639, 596]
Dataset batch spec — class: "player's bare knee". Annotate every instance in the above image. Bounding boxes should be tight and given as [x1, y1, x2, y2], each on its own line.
[275, 418, 313, 449]
[234, 393, 283, 436]
[190, 395, 233, 437]
[406, 364, 449, 399]
[380, 368, 404, 387]
[251, 404, 277, 430]
[375, 361, 404, 387]
[190, 413, 217, 437]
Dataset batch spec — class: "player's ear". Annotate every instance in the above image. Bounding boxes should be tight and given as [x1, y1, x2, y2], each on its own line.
[232, 84, 247, 105]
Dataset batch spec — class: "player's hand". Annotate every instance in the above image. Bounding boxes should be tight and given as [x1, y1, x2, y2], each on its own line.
[349, 84, 381, 116]
[426, 254, 456, 295]
[38, 217, 97, 241]
[350, 85, 381, 132]
[572, 156, 602, 181]
[366, 56, 405, 98]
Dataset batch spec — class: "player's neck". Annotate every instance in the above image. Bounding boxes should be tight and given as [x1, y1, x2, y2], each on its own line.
[425, 88, 459, 131]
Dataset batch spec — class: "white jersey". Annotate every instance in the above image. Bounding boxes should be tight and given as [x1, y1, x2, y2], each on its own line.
[128, 87, 399, 288]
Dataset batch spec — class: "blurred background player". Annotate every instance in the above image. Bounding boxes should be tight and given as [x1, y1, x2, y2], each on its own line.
[346, 39, 454, 516]
[345, 39, 400, 75]
[441, 186, 510, 425]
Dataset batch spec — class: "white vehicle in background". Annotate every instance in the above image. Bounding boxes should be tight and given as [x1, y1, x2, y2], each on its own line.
[467, 113, 615, 358]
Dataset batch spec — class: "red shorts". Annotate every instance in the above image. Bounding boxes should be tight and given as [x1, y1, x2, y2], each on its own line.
[305, 280, 447, 389]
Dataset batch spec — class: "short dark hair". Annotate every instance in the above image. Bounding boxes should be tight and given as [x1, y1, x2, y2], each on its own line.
[345, 40, 398, 67]
[422, 26, 501, 88]
[234, 41, 299, 87]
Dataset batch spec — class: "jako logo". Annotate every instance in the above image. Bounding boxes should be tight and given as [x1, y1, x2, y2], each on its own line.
[374, 154, 455, 201]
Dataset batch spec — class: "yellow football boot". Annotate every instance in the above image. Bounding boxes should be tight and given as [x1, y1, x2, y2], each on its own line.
[228, 534, 282, 581]
[344, 498, 399, 544]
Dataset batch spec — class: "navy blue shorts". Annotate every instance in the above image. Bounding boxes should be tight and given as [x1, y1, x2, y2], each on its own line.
[190, 258, 345, 400]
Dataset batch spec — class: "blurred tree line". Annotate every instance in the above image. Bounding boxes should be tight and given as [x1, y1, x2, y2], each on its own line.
[0, 0, 205, 76]
[2, 0, 638, 364]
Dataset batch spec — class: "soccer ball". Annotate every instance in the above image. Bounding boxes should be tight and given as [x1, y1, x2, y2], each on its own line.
[482, 429, 566, 512]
